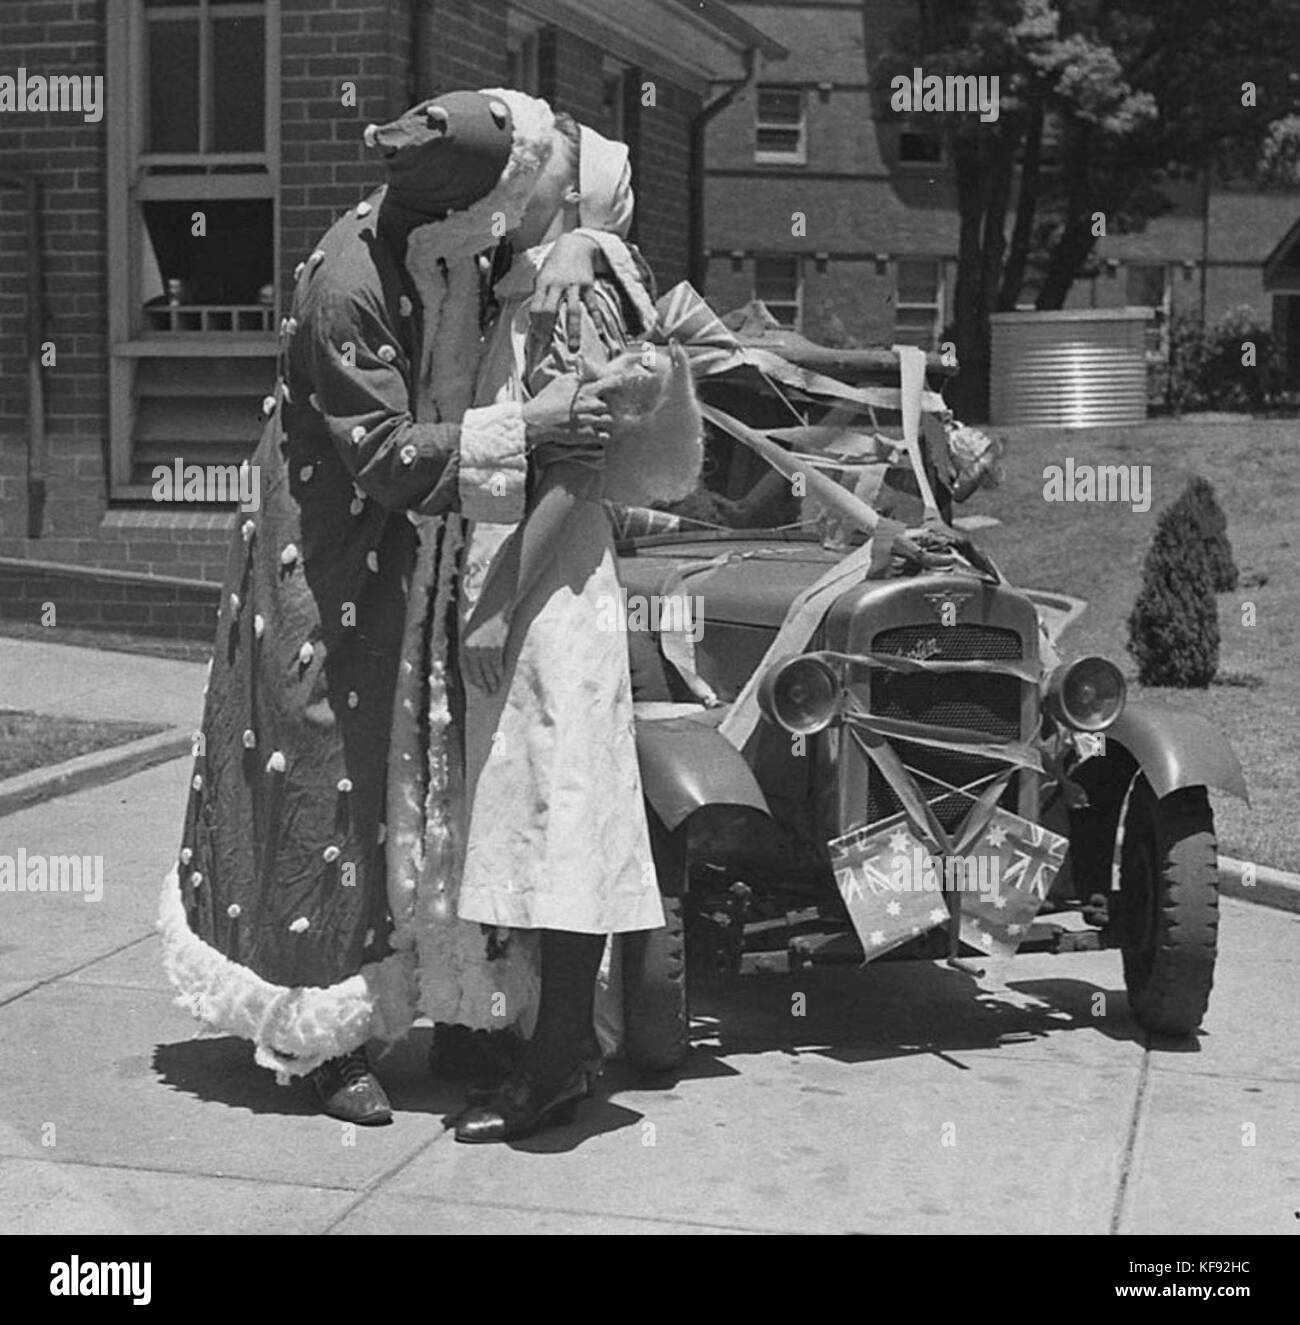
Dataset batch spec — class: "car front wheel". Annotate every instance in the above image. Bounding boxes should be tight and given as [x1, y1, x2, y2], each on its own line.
[1117, 776, 1220, 1036]
[621, 838, 690, 1074]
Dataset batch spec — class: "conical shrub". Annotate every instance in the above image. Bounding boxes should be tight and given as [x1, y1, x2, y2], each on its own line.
[1168, 476, 1238, 592]
[1127, 500, 1220, 688]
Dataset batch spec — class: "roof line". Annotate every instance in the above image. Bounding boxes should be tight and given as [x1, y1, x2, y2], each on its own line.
[668, 0, 789, 60]
[1263, 211, 1300, 285]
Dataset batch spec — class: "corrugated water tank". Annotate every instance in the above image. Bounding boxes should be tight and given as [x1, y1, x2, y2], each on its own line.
[990, 307, 1149, 427]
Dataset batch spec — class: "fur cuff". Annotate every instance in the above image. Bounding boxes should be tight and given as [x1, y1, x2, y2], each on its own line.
[157, 869, 416, 1081]
[458, 401, 527, 523]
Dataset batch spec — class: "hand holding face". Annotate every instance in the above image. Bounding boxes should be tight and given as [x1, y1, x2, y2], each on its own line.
[521, 372, 613, 449]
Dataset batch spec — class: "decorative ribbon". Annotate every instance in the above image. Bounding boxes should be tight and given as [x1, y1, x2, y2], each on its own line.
[844, 716, 1021, 863]
[700, 403, 883, 538]
[717, 529, 904, 751]
[842, 706, 1044, 774]
[816, 647, 1040, 685]
[650, 548, 788, 706]
[892, 343, 943, 523]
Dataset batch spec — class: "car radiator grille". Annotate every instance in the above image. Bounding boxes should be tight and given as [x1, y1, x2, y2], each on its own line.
[864, 624, 1024, 833]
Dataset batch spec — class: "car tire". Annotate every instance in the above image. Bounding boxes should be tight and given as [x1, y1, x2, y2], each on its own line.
[1118, 776, 1219, 1036]
[621, 891, 690, 1074]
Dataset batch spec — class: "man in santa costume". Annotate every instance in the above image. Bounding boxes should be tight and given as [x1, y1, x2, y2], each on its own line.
[158, 89, 640, 1125]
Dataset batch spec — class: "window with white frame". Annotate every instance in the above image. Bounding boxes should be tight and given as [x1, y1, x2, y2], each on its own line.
[755, 86, 806, 164]
[754, 255, 803, 329]
[894, 258, 944, 349]
[107, 0, 280, 496]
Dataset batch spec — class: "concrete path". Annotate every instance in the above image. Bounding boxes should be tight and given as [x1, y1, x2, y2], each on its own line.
[0, 637, 207, 817]
[1, 756, 1294, 1234]
[0, 637, 206, 730]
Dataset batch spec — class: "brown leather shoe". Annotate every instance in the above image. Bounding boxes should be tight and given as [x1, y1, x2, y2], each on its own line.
[309, 1048, 392, 1126]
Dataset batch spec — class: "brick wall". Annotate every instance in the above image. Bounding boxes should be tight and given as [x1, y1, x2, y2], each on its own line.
[415, 0, 508, 92]
[0, 0, 703, 630]
[632, 76, 698, 292]
[279, 0, 413, 306]
[0, 0, 110, 581]
[0, 558, 219, 642]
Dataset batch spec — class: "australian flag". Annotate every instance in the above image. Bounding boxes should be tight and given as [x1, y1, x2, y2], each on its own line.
[956, 808, 1069, 959]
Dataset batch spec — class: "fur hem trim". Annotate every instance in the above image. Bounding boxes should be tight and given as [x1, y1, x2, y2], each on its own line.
[458, 402, 527, 523]
[574, 229, 659, 334]
[386, 517, 445, 942]
[157, 869, 416, 1081]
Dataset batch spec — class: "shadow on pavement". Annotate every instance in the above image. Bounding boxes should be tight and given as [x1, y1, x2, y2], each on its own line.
[658, 962, 1166, 1083]
[152, 1027, 469, 1119]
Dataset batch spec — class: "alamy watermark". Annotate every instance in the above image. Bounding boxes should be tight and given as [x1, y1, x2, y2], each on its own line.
[890, 67, 1000, 123]
[594, 590, 704, 642]
[50, 1258, 151, 1306]
[152, 460, 260, 512]
[840, 848, 1002, 902]
[1042, 459, 1151, 513]
[0, 850, 104, 903]
[0, 68, 103, 123]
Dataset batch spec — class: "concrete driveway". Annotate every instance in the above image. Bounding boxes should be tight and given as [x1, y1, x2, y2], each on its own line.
[0, 757, 1296, 1234]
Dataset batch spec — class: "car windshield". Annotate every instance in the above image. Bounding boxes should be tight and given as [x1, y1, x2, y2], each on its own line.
[607, 394, 927, 545]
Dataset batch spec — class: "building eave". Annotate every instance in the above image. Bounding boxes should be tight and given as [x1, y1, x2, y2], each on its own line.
[513, 0, 786, 95]
[1263, 210, 1300, 288]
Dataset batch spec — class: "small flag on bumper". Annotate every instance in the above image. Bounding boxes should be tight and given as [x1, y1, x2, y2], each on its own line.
[829, 813, 950, 961]
[956, 808, 1069, 959]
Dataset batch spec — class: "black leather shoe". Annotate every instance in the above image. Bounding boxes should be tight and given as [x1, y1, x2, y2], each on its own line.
[454, 1057, 601, 1144]
[309, 1048, 392, 1126]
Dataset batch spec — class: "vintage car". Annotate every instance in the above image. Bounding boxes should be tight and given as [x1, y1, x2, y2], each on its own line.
[613, 329, 1248, 1074]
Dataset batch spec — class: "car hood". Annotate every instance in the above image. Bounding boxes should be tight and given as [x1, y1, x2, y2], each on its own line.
[618, 536, 841, 628]
[617, 534, 1086, 645]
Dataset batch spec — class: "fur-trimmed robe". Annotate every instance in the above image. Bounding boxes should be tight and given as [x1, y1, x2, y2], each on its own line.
[157, 93, 560, 1080]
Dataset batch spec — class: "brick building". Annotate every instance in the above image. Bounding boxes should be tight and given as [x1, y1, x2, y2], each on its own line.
[704, 0, 1300, 368]
[0, 0, 781, 626]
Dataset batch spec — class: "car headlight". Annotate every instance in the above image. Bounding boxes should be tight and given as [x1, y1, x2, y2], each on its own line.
[758, 654, 841, 735]
[1044, 655, 1126, 732]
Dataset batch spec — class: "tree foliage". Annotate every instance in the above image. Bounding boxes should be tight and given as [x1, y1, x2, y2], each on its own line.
[869, 0, 1300, 417]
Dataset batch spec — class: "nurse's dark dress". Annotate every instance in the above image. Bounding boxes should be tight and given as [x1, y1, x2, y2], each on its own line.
[157, 189, 525, 1079]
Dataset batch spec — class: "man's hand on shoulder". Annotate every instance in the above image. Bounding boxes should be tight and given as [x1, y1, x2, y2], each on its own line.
[531, 232, 608, 350]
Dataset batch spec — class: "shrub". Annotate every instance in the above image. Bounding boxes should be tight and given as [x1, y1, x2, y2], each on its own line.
[1168, 476, 1238, 592]
[1164, 305, 1286, 413]
[1127, 498, 1220, 688]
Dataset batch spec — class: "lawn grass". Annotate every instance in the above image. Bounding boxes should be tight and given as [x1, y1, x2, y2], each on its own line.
[0, 710, 166, 781]
[961, 417, 1300, 872]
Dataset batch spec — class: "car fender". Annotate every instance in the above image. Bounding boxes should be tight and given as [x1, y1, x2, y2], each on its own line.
[1105, 700, 1248, 803]
[635, 708, 771, 830]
